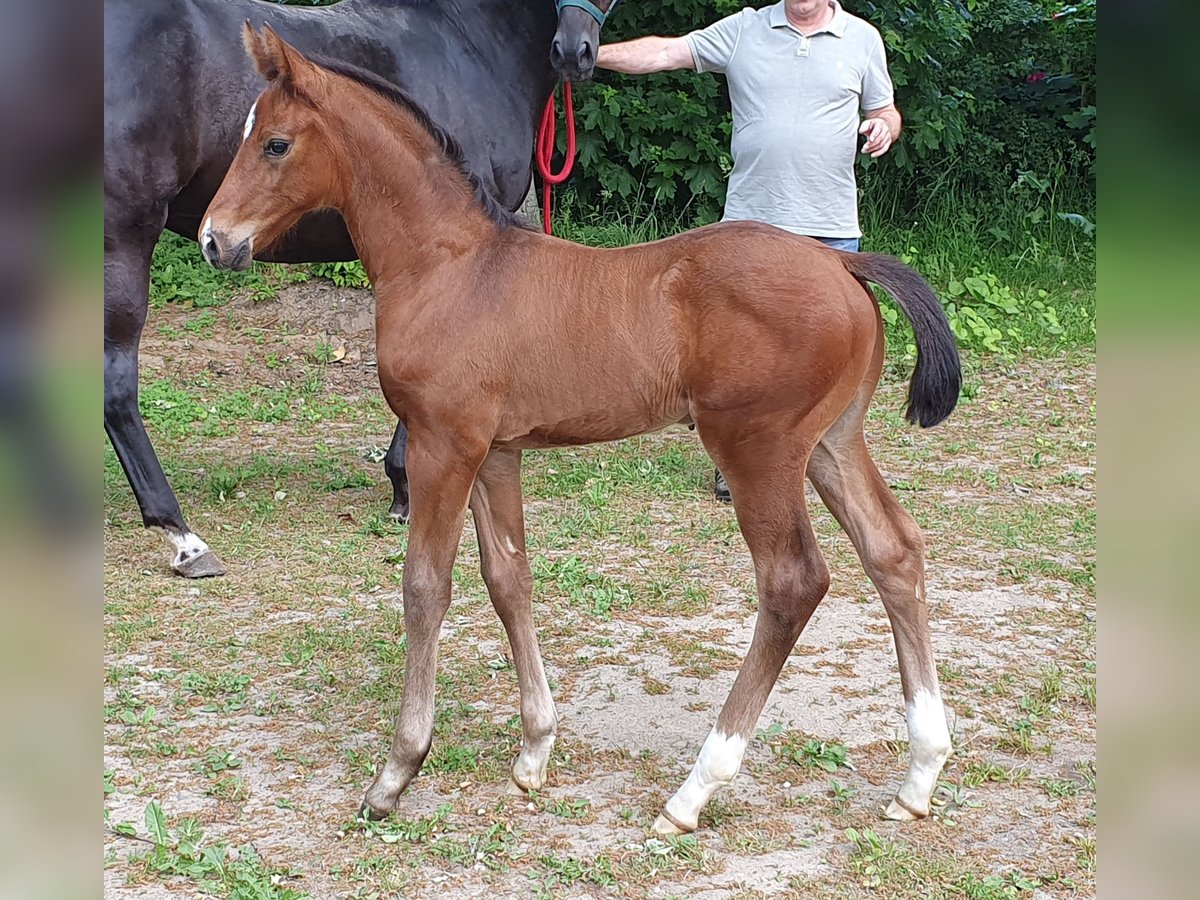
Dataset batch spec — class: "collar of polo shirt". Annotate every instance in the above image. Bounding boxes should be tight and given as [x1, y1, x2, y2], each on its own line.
[769, 1, 849, 38]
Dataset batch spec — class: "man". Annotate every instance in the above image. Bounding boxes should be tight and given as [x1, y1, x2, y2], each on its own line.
[597, 0, 901, 501]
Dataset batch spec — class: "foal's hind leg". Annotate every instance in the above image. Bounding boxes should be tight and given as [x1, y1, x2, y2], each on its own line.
[656, 428, 830, 834]
[809, 402, 952, 820]
[469, 449, 558, 793]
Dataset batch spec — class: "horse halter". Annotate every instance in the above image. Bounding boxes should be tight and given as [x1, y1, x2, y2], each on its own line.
[556, 0, 619, 28]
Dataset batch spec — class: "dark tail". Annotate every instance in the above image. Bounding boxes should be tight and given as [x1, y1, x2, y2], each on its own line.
[840, 252, 961, 428]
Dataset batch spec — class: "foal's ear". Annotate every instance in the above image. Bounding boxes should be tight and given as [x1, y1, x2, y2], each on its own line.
[244, 22, 287, 83]
[243, 22, 315, 91]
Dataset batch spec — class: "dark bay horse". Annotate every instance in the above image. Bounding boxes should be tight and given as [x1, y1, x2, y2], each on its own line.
[105, 0, 558, 576]
[204, 26, 961, 834]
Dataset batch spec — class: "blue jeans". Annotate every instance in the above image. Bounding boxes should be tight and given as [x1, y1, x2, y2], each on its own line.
[813, 236, 860, 252]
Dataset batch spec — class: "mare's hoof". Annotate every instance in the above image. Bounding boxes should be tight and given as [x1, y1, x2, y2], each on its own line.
[652, 813, 693, 836]
[173, 549, 227, 579]
[882, 796, 927, 821]
[388, 502, 410, 524]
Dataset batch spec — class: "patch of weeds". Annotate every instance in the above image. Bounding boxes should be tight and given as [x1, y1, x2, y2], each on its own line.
[426, 821, 521, 871]
[618, 835, 714, 881]
[180, 671, 251, 714]
[125, 801, 306, 898]
[642, 674, 670, 695]
[207, 775, 249, 803]
[193, 748, 241, 778]
[962, 760, 1029, 787]
[138, 379, 210, 439]
[995, 694, 1052, 756]
[828, 779, 856, 814]
[758, 724, 854, 773]
[105, 688, 157, 728]
[424, 742, 479, 775]
[182, 309, 217, 337]
[542, 795, 592, 820]
[531, 554, 634, 620]
[844, 827, 1040, 897]
[311, 260, 370, 288]
[535, 852, 618, 892]
[1040, 776, 1079, 800]
[344, 804, 452, 844]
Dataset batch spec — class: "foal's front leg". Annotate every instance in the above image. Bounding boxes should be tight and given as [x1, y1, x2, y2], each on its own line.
[469, 449, 558, 794]
[361, 432, 484, 818]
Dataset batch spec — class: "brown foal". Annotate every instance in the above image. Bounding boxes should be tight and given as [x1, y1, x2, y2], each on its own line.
[203, 25, 963, 834]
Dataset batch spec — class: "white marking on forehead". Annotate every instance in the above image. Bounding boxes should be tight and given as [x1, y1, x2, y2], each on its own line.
[242, 100, 257, 143]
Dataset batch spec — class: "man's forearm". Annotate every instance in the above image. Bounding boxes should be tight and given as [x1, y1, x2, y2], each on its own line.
[596, 36, 694, 74]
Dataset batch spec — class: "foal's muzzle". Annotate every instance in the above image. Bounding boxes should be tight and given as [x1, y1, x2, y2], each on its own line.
[200, 226, 253, 272]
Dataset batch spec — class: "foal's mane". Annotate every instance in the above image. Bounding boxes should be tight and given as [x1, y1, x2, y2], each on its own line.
[306, 54, 532, 231]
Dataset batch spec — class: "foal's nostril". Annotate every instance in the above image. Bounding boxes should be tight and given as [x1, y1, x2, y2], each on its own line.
[203, 234, 219, 262]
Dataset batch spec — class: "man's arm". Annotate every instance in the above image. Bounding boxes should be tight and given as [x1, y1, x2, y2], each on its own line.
[860, 104, 902, 158]
[596, 36, 695, 74]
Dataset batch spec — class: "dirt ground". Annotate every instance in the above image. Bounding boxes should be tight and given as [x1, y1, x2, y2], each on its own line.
[104, 280, 1096, 898]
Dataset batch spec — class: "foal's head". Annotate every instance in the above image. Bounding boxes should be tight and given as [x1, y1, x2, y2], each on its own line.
[201, 24, 345, 270]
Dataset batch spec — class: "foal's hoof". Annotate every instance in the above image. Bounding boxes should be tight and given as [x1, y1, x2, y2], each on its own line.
[506, 777, 529, 797]
[357, 798, 394, 822]
[172, 549, 227, 579]
[652, 812, 694, 836]
[883, 796, 928, 821]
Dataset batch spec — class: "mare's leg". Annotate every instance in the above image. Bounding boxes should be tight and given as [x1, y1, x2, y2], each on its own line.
[361, 429, 486, 817]
[384, 421, 410, 523]
[469, 448, 557, 793]
[104, 214, 225, 577]
[808, 392, 951, 820]
[656, 422, 830, 835]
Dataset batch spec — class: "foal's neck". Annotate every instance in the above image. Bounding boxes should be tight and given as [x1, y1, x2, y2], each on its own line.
[328, 89, 501, 293]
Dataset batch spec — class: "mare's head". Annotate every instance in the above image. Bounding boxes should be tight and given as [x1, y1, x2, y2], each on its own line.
[550, 0, 621, 81]
[201, 24, 344, 270]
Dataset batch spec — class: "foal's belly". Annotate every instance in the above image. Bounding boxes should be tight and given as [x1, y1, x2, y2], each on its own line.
[495, 402, 691, 450]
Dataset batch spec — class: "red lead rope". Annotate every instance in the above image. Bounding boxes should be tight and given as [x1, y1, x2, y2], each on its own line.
[534, 81, 576, 235]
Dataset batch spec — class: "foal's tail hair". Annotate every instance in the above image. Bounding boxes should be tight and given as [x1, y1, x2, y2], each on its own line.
[840, 253, 962, 428]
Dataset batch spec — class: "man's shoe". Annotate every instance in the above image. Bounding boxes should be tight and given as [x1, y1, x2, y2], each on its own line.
[714, 468, 732, 503]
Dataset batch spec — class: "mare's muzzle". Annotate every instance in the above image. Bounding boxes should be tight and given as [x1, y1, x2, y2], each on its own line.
[550, 33, 596, 81]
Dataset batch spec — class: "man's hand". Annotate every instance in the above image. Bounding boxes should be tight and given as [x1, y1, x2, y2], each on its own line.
[859, 105, 902, 158]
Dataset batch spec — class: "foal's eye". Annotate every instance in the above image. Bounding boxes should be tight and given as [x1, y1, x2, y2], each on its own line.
[264, 138, 291, 158]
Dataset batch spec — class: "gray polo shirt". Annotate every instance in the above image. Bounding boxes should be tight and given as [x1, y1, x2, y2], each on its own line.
[686, 1, 894, 238]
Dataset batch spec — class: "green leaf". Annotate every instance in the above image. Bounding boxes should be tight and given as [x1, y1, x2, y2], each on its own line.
[145, 800, 170, 846]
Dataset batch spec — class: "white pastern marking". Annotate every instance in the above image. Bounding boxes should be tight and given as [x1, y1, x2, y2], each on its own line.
[242, 100, 257, 143]
[898, 688, 952, 810]
[664, 728, 748, 828]
[168, 530, 211, 564]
